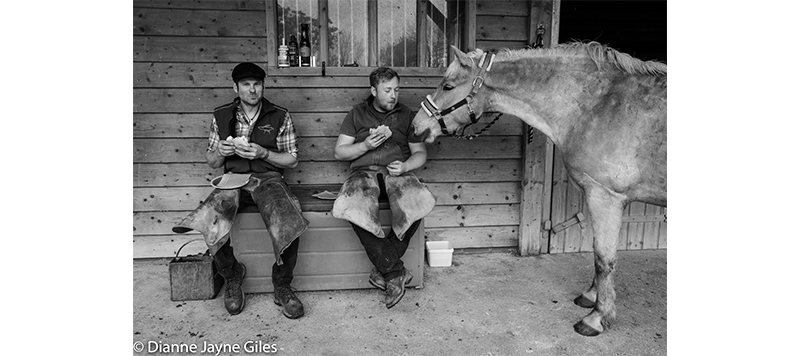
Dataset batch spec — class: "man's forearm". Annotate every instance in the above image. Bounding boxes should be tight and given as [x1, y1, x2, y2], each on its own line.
[334, 141, 369, 161]
[206, 150, 225, 169]
[261, 149, 298, 169]
[403, 151, 427, 172]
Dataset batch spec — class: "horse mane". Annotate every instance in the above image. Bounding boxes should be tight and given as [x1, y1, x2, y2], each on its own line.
[486, 41, 667, 77]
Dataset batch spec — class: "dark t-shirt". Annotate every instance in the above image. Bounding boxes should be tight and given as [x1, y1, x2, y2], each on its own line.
[339, 96, 422, 169]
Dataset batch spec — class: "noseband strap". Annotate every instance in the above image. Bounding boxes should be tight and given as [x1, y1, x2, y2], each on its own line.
[421, 52, 496, 137]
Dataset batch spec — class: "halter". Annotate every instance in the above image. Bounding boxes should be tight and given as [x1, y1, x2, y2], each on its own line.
[420, 52, 502, 139]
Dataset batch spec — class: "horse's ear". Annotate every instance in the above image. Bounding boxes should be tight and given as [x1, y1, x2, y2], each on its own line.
[451, 45, 473, 68]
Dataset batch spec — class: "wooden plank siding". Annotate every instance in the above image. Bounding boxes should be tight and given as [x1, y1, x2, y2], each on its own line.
[132, 0, 665, 258]
[475, 0, 529, 53]
[134, 136, 522, 162]
[134, 111, 521, 138]
[548, 145, 569, 254]
[548, 149, 667, 254]
[479, 1, 549, 256]
[133, 0, 526, 259]
[134, 1, 268, 11]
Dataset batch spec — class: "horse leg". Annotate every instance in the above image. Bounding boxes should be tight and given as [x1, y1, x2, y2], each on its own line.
[574, 279, 597, 308]
[573, 186, 625, 337]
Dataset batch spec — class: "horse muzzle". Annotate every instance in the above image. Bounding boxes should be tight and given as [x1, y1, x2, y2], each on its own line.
[412, 111, 441, 142]
[413, 120, 441, 143]
[419, 127, 437, 143]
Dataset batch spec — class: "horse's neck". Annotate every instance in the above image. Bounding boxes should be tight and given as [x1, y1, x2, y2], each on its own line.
[485, 57, 600, 147]
[489, 90, 561, 145]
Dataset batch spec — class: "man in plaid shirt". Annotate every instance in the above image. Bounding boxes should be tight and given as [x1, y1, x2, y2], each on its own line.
[174, 62, 309, 319]
[205, 100, 299, 164]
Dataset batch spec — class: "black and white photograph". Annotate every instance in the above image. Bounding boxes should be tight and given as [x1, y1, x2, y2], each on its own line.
[15, 0, 800, 355]
[130, 0, 669, 354]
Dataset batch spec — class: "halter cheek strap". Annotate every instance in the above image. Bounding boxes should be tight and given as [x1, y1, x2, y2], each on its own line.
[421, 52, 495, 136]
[421, 95, 476, 131]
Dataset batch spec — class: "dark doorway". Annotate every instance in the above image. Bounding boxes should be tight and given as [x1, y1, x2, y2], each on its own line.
[559, 0, 666, 62]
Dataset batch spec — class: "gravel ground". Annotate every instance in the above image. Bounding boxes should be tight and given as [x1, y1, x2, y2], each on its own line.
[133, 250, 666, 355]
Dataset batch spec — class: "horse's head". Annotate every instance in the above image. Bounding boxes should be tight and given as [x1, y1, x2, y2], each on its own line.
[413, 46, 494, 143]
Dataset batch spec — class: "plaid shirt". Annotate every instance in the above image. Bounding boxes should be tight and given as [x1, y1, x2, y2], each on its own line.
[207, 107, 298, 158]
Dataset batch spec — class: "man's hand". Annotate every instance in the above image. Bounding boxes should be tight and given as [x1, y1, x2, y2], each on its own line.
[364, 133, 388, 150]
[217, 140, 236, 157]
[235, 142, 268, 160]
[387, 160, 405, 176]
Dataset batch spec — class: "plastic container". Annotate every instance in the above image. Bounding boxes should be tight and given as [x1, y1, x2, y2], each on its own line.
[426, 241, 454, 267]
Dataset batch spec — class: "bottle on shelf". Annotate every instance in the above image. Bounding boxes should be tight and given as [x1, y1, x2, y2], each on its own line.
[299, 24, 311, 67]
[277, 37, 289, 68]
[288, 35, 299, 67]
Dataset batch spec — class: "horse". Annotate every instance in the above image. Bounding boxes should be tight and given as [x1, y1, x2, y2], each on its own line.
[412, 42, 666, 337]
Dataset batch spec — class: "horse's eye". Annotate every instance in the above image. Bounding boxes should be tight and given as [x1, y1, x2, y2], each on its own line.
[443, 84, 454, 91]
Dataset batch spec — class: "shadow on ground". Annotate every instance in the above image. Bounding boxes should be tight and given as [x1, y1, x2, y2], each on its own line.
[134, 250, 666, 355]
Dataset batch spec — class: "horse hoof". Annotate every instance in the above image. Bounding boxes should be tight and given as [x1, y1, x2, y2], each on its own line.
[573, 320, 602, 337]
[573, 294, 595, 308]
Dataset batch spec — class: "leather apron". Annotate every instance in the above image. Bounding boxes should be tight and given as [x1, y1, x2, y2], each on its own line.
[332, 166, 436, 240]
[173, 172, 309, 265]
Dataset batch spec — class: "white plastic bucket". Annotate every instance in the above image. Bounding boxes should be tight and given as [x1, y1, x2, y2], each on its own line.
[426, 241, 454, 267]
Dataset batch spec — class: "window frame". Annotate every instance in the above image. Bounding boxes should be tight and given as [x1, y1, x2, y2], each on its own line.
[265, 0, 476, 76]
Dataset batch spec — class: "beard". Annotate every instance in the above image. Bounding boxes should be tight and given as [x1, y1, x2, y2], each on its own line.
[377, 98, 396, 112]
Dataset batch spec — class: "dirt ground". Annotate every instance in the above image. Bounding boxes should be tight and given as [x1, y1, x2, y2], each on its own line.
[133, 250, 666, 355]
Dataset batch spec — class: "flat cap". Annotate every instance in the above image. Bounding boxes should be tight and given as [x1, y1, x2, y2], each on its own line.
[232, 62, 266, 82]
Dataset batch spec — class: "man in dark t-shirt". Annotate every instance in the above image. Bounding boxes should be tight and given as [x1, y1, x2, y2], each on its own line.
[332, 67, 436, 309]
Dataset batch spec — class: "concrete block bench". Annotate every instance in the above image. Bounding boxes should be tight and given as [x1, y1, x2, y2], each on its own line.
[230, 185, 424, 293]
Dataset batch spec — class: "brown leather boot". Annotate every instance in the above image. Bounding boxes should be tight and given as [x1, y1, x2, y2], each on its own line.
[384, 269, 413, 309]
[368, 267, 386, 290]
[274, 285, 304, 319]
[223, 263, 246, 315]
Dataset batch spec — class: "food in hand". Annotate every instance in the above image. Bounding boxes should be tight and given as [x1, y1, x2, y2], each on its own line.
[226, 136, 250, 148]
[369, 125, 392, 139]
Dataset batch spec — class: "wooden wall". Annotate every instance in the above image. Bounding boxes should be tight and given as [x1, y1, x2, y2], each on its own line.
[133, 0, 524, 258]
[546, 147, 667, 254]
[475, 0, 530, 51]
[133, 0, 665, 259]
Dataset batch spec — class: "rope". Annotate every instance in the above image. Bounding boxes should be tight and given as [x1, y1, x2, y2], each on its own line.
[453, 113, 504, 140]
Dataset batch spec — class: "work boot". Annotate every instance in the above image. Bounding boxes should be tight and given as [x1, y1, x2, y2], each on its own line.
[223, 263, 246, 315]
[368, 267, 386, 290]
[274, 285, 305, 319]
[384, 269, 413, 309]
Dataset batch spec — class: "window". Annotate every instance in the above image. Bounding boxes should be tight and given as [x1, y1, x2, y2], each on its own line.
[269, 0, 471, 69]
[377, 0, 417, 67]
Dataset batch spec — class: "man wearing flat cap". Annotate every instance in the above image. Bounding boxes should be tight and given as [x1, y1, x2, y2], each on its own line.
[172, 62, 309, 319]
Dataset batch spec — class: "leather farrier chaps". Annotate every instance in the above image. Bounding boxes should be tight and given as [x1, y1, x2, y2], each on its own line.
[332, 166, 436, 239]
[173, 172, 309, 265]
